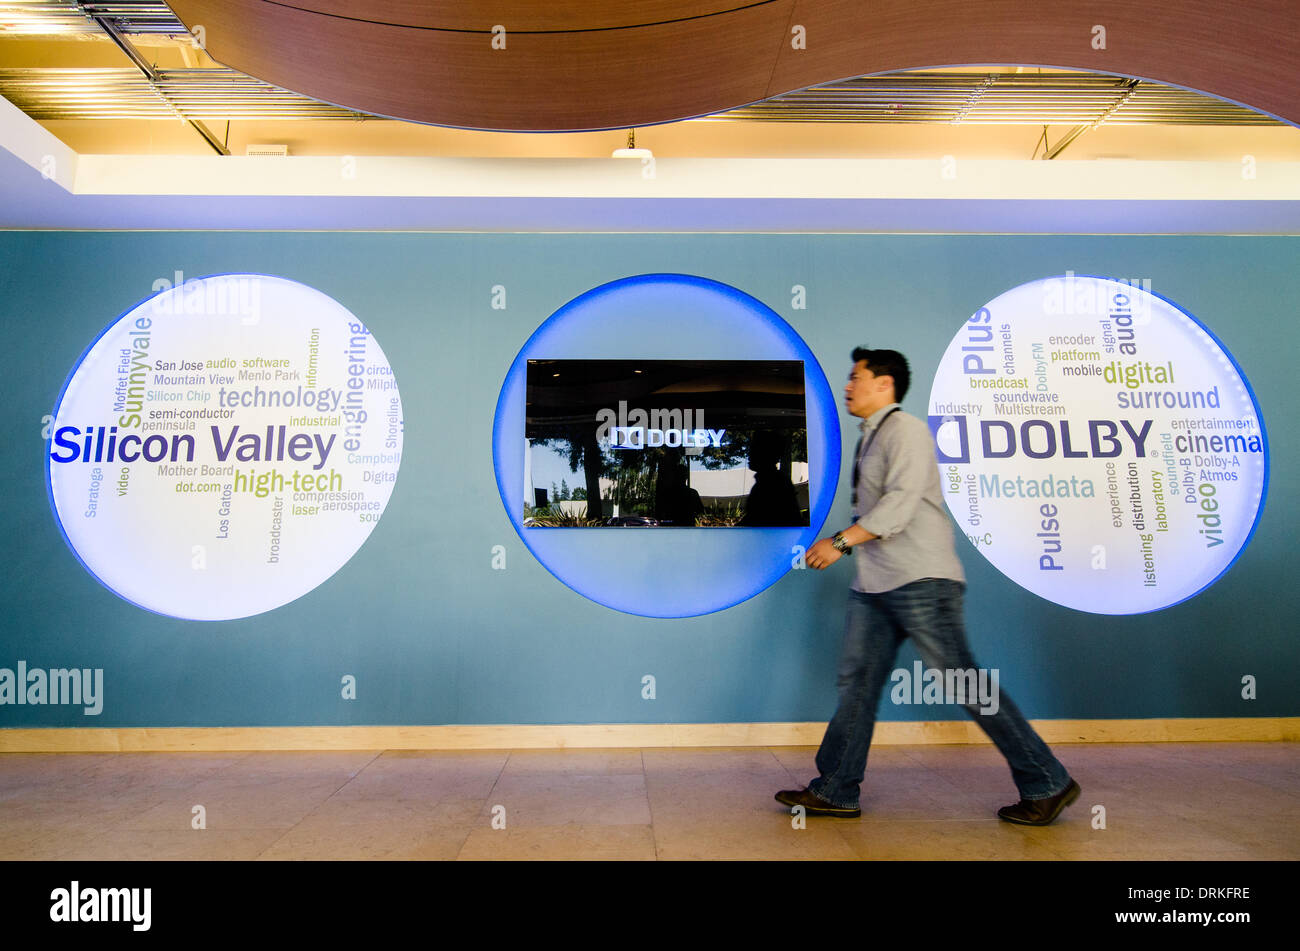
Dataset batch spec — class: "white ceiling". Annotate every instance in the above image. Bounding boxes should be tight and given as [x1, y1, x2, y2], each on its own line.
[3, 109, 1298, 232]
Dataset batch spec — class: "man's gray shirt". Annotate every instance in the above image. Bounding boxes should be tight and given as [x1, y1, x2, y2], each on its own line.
[851, 403, 966, 593]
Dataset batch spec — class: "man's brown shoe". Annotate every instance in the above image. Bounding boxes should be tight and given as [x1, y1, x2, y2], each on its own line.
[774, 788, 861, 818]
[996, 779, 1080, 826]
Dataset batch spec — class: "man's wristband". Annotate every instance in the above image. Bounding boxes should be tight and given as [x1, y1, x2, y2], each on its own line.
[831, 532, 852, 555]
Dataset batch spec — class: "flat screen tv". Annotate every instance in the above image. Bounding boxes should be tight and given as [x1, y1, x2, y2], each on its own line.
[524, 359, 809, 527]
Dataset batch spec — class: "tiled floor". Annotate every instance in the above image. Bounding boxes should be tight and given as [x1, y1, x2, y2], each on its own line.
[0, 742, 1296, 860]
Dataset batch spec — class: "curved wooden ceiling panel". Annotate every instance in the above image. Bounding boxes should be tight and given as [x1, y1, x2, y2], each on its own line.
[265, 1, 774, 32]
[168, 0, 791, 130]
[166, 0, 1300, 131]
[768, 0, 1300, 128]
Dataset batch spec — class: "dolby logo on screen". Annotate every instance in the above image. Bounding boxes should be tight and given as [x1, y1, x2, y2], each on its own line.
[596, 403, 726, 451]
[524, 359, 808, 528]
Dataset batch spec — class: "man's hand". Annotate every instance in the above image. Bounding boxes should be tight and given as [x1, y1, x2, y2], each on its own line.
[805, 524, 877, 570]
[805, 537, 844, 570]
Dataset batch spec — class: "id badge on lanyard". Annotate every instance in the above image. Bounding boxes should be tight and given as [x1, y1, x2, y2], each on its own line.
[850, 406, 900, 508]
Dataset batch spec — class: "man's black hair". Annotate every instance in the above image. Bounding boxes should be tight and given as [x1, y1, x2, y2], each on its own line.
[851, 347, 910, 403]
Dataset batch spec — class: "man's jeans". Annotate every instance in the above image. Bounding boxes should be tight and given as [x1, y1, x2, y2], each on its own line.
[808, 578, 1071, 810]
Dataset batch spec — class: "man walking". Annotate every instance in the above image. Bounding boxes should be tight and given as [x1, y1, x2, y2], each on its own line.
[776, 347, 1079, 824]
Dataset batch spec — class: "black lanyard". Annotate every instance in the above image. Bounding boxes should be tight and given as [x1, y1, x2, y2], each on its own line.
[851, 406, 900, 506]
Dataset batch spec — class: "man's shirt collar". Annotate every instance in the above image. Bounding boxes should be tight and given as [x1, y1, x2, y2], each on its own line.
[859, 402, 902, 434]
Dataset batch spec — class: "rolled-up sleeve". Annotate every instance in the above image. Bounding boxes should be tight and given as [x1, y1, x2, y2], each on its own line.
[856, 421, 931, 540]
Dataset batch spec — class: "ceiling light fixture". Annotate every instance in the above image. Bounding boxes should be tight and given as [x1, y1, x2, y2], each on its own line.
[611, 129, 652, 159]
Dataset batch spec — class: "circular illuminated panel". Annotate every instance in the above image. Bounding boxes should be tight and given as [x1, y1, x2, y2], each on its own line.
[47, 274, 404, 620]
[928, 274, 1266, 614]
[492, 274, 840, 618]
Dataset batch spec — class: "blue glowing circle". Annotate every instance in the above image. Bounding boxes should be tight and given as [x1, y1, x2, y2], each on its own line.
[492, 274, 840, 618]
[46, 274, 404, 621]
[928, 274, 1268, 614]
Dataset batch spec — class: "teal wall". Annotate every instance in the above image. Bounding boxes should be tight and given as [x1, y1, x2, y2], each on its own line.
[0, 232, 1295, 726]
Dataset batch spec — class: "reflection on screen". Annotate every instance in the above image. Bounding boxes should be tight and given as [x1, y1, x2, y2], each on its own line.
[524, 359, 809, 528]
